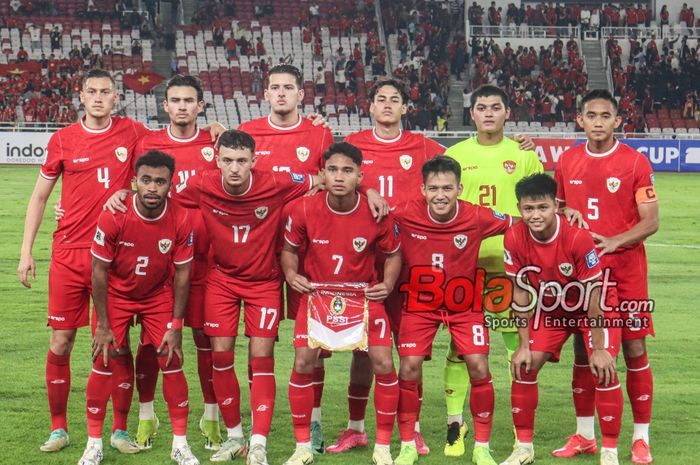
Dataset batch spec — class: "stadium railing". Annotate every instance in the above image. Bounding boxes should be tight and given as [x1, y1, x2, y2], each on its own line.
[468, 24, 580, 39]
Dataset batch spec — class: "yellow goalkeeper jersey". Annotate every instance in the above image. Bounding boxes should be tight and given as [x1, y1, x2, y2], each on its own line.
[445, 136, 543, 273]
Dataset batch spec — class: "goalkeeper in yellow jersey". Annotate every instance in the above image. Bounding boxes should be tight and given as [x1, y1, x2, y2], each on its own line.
[442, 85, 543, 457]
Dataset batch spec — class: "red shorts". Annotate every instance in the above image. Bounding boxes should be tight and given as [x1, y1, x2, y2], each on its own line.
[184, 283, 206, 329]
[529, 317, 621, 362]
[48, 247, 91, 329]
[204, 268, 281, 338]
[603, 246, 654, 339]
[91, 292, 173, 349]
[294, 300, 392, 348]
[285, 285, 304, 320]
[384, 288, 405, 336]
[397, 309, 489, 357]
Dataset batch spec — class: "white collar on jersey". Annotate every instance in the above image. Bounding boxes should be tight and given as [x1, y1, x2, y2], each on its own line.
[529, 214, 560, 244]
[427, 201, 460, 224]
[585, 139, 619, 158]
[80, 116, 113, 134]
[132, 194, 168, 222]
[325, 191, 361, 215]
[221, 171, 253, 197]
[372, 127, 402, 144]
[167, 125, 200, 143]
[267, 114, 302, 131]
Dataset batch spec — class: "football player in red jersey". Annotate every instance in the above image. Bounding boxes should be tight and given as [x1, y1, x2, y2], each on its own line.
[281, 142, 402, 465]
[501, 173, 622, 465]
[393, 156, 513, 465]
[18, 69, 152, 453]
[176, 130, 320, 465]
[553, 90, 658, 464]
[85, 150, 199, 465]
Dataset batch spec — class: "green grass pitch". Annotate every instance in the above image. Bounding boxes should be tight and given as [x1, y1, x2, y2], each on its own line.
[1, 167, 699, 465]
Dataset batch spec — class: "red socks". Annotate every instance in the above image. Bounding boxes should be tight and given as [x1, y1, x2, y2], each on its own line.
[251, 357, 276, 437]
[595, 373, 623, 448]
[289, 369, 314, 443]
[46, 350, 70, 431]
[158, 354, 189, 436]
[135, 343, 159, 403]
[111, 352, 134, 432]
[374, 372, 399, 446]
[572, 359, 596, 417]
[86, 358, 114, 438]
[348, 383, 371, 423]
[470, 373, 494, 443]
[212, 351, 241, 428]
[194, 333, 217, 405]
[511, 368, 539, 443]
[313, 366, 325, 409]
[397, 378, 419, 442]
[625, 353, 653, 424]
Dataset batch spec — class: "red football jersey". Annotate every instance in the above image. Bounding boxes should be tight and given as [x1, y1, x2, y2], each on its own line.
[504, 215, 603, 312]
[91, 194, 193, 300]
[135, 126, 218, 284]
[41, 117, 150, 249]
[238, 115, 333, 174]
[344, 129, 445, 207]
[179, 169, 312, 280]
[395, 199, 512, 284]
[554, 140, 657, 251]
[284, 192, 401, 284]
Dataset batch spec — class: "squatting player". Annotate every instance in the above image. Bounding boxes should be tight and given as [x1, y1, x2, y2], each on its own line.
[393, 156, 514, 465]
[442, 84, 543, 456]
[281, 142, 402, 465]
[553, 89, 659, 464]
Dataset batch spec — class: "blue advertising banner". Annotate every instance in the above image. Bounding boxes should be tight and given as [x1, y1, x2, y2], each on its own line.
[678, 140, 700, 172]
[620, 139, 681, 172]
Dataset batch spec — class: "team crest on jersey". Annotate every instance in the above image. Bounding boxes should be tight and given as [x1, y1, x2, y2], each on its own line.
[399, 154, 413, 170]
[115, 147, 128, 163]
[503, 160, 516, 174]
[201, 147, 215, 162]
[296, 146, 310, 162]
[353, 237, 367, 252]
[330, 296, 347, 315]
[559, 262, 573, 277]
[158, 239, 172, 254]
[453, 234, 468, 249]
[255, 206, 269, 219]
[606, 177, 621, 193]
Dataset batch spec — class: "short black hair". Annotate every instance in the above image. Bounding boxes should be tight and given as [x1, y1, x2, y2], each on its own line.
[323, 142, 362, 167]
[421, 155, 460, 183]
[579, 88, 618, 114]
[135, 150, 176, 179]
[166, 74, 204, 102]
[515, 173, 558, 202]
[470, 84, 509, 108]
[368, 78, 410, 104]
[82, 68, 116, 90]
[266, 64, 303, 88]
[215, 129, 256, 153]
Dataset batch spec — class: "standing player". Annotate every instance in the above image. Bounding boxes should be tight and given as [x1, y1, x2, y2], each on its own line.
[18, 69, 151, 453]
[281, 142, 402, 465]
[501, 173, 622, 465]
[552, 89, 658, 464]
[84, 151, 198, 465]
[393, 156, 513, 465]
[177, 130, 320, 465]
[442, 84, 543, 456]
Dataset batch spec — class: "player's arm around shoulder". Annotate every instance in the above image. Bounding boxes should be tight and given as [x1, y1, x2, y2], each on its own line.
[366, 213, 402, 302]
[281, 200, 313, 294]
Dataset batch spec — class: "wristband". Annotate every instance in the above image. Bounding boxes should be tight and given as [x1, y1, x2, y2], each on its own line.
[168, 318, 184, 330]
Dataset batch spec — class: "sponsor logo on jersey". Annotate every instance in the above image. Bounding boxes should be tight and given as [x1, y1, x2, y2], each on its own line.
[504, 249, 513, 265]
[72, 157, 90, 163]
[118, 241, 134, 247]
[362, 160, 374, 165]
[353, 237, 367, 252]
[330, 296, 347, 315]
[115, 146, 128, 163]
[255, 150, 271, 156]
[399, 154, 413, 170]
[291, 173, 305, 183]
[453, 234, 468, 249]
[94, 227, 105, 246]
[286, 216, 292, 232]
[585, 250, 599, 269]
[411, 233, 427, 240]
[493, 211, 507, 220]
[312, 238, 329, 244]
[296, 146, 310, 162]
[201, 147, 215, 162]
[606, 176, 621, 193]
[213, 208, 229, 216]
[569, 179, 583, 185]
[255, 206, 269, 219]
[503, 160, 516, 174]
[559, 262, 573, 277]
[462, 165, 479, 171]
[159, 239, 172, 254]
